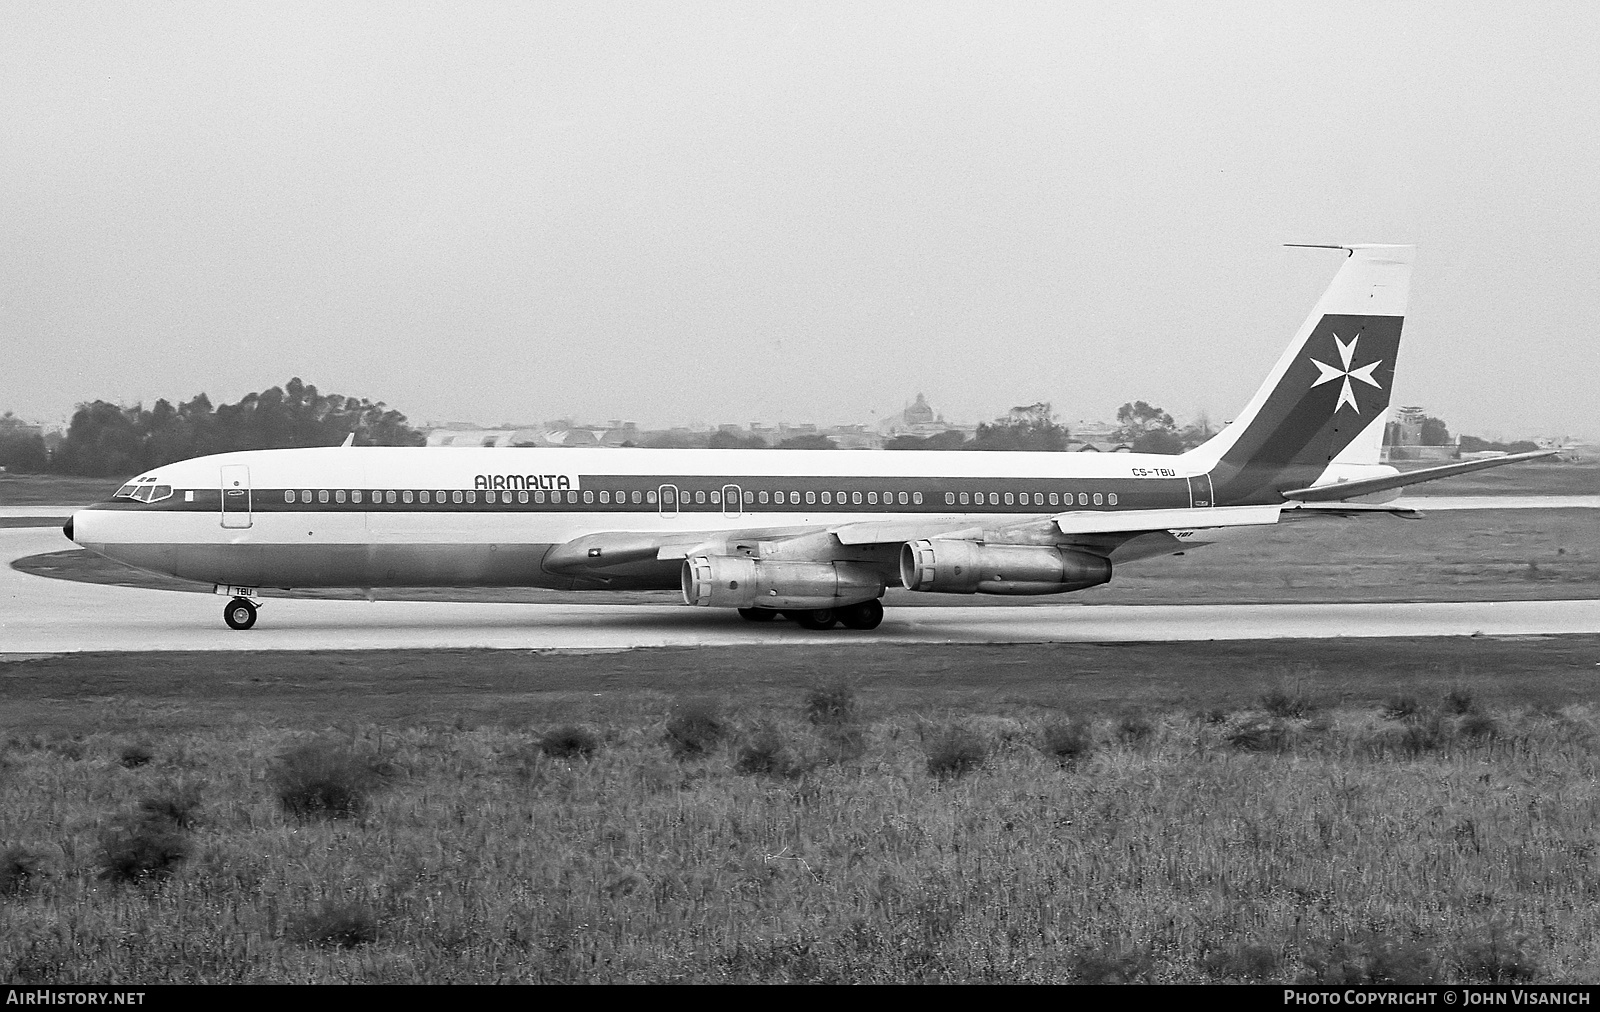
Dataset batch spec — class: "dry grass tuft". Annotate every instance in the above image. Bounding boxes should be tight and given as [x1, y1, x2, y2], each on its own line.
[539, 724, 600, 759]
[1261, 682, 1320, 719]
[1456, 925, 1540, 983]
[1444, 686, 1479, 716]
[137, 780, 204, 830]
[1383, 694, 1423, 721]
[1040, 718, 1094, 765]
[924, 725, 987, 778]
[1201, 942, 1282, 981]
[1114, 711, 1155, 745]
[804, 676, 857, 726]
[287, 900, 380, 948]
[1228, 719, 1295, 754]
[271, 740, 388, 819]
[1071, 945, 1157, 984]
[118, 744, 154, 769]
[665, 700, 726, 758]
[97, 817, 190, 884]
[736, 724, 812, 779]
[1298, 933, 1441, 985]
[1459, 712, 1502, 740]
[0, 845, 45, 896]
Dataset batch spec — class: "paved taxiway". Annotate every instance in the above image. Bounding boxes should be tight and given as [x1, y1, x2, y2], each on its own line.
[4, 527, 1598, 652]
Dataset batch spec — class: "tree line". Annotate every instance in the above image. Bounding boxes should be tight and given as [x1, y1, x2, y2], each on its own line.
[0, 379, 423, 477]
[884, 401, 1213, 454]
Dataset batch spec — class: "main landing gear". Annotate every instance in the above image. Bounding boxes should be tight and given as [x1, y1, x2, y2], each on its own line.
[738, 600, 884, 631]
[223, 597, 258, 630]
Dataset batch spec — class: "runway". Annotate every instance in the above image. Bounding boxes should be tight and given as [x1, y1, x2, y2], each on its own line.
[4, 526, 1598, 652]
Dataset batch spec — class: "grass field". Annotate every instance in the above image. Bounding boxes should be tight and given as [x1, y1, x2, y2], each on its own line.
[4, 638, 1600, 983]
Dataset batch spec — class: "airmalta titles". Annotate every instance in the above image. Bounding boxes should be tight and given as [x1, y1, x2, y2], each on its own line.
[474, 474, 574, 491]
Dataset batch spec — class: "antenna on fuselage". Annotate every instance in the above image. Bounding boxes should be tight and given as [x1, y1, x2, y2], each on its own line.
[340, 433, 355, 448]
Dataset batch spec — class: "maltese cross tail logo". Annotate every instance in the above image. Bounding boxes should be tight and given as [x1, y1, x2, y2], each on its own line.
[1309, 333, 1383, 414]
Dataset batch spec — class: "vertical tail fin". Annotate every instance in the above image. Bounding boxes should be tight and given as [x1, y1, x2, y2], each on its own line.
[1183, 244, 1414, 505]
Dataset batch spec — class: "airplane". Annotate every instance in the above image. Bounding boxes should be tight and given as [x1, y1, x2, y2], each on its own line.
[64, 243, 1554, 632]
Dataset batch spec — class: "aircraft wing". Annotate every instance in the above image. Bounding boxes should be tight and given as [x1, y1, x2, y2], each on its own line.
[549, 504, 1293, 577]
[1280, 449, 1558, 502]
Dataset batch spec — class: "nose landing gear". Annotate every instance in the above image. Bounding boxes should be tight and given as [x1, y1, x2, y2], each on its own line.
[223, 597, 258, 630]
[215, 586, 262, 630]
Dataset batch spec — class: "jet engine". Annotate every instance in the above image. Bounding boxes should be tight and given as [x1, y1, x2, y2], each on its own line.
[682, 557, 885, 610]
[900, 540, 1111, 595]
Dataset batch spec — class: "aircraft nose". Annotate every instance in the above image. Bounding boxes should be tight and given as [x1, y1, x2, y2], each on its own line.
[63, 516, 75, 542]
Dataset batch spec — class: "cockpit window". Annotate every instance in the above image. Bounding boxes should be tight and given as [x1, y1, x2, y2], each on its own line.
[114, 481, 171, 503]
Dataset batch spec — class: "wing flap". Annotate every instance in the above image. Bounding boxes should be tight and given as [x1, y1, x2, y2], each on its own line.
[1053, 504, 1282, 535]
[831, 519, 984, 546]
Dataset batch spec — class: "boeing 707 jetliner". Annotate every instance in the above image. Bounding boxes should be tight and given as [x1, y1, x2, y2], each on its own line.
[65, 244, 1552, 631]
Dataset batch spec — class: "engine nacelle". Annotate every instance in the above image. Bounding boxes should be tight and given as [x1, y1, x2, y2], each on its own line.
[900, 540, 1111, 596]
[682, 556, 885, 610]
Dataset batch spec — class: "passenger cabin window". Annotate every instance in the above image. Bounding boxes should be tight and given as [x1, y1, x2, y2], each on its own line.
[1108, 493, 1119, 505]
[945, 492, 955, 505]
[694, 491, 705, 504]
[336, 490, 347, 503]
[352, 490, 363, 503]
[822, 492, 832, 504]
[805, 491, 815, 505]
[584, 490, 595, 504]
[1004, 493, 1014, 505]
[1093, 493, 1103, 506]
[868, 492, 878, 504]
[913, 492, 922, 504]
[758, 491, 768, 504]
[1049, 493, 1059, 506]
[385, 490, 396, 504]
[1079, 493, 1089, 506]
[518, 491, 529, 504]
[534, 490, 545, 503]
[452, 491, 463, 503]
[403, 490, 414, 503]
[567, 491, 578, 503]
[285, 490, 296, 503]
[319, 490, 329, 503]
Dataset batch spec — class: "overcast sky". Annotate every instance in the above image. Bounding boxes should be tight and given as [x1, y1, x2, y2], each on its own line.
[3, 2, 1597, 439]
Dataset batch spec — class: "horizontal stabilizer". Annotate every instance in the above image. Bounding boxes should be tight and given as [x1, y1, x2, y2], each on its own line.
[1054, 505, 1282, 535]
[1280, 450, 1558, 502]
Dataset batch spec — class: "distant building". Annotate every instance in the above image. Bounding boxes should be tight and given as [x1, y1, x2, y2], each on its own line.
[876, 393, 972, 441]
[1383, 405, 1456, 461]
